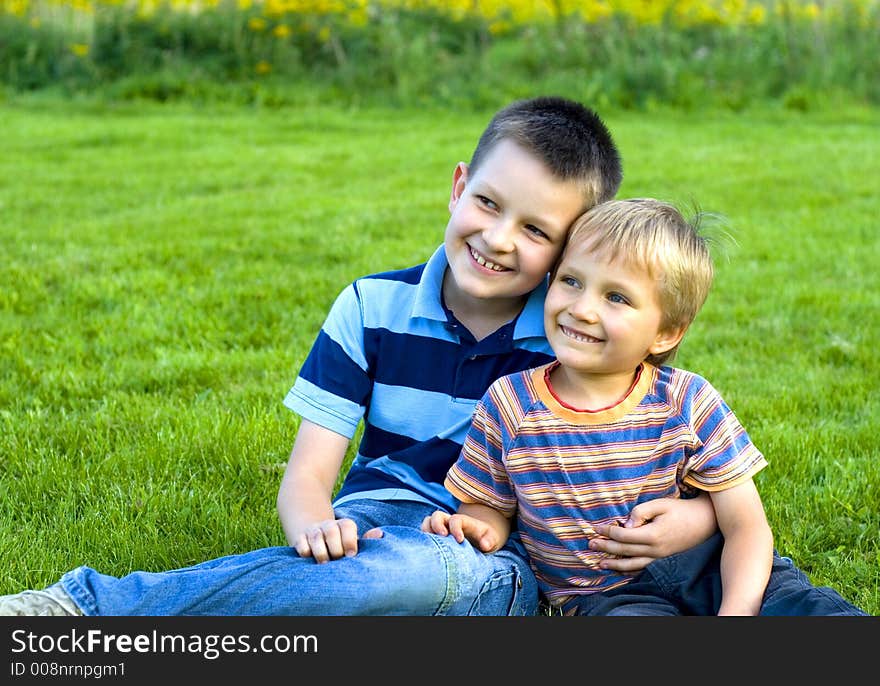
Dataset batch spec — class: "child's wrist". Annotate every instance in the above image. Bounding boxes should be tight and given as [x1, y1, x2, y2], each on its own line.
[717, 599, 760, 616]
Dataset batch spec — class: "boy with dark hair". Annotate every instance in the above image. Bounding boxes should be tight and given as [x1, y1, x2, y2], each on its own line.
[2, 98, 718, 616]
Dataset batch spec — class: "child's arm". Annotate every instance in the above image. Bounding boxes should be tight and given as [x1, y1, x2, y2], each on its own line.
[276, 418, 356, 563]
[709, 479, 774, 616]
[590, 493, 718, 571]
[422, 502, 512, 553]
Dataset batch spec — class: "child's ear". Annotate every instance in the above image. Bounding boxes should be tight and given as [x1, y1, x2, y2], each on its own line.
[648, 325, 687, 357]
[448, 162, 469, 213]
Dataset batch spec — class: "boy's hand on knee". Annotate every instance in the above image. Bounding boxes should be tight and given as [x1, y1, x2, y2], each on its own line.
[293, 517, 360, 563]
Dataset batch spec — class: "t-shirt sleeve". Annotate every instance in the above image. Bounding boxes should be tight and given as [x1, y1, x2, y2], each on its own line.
[681, 378, 767, 492]
[283, 283, 371, 439]
[444, 387, 518, 517]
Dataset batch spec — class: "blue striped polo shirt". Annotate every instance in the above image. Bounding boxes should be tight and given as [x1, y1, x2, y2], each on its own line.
[283, 245, 556, 512]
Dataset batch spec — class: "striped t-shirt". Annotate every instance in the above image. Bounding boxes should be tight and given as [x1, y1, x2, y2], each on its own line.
[284, 245, 555, 512]
[445, 361, 767, 610]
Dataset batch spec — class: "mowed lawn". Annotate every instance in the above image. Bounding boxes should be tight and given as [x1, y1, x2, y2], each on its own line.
[1, 99, 877, 614]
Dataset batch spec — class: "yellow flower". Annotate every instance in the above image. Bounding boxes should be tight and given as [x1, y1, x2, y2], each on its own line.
[248, 17, 267, 31]
[70, 0, 94, 14]
[255, 60, 273, 75]
[746, 5, 766, 25]
[5, 0, 30, 18]
[70, 43, 90, 57]
[803, 3, 821, 20]
[488, 19, 511, 35]
[272, 24, 291, 39]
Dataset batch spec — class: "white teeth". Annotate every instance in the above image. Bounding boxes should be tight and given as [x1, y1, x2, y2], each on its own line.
[470, 247, 505, 272]
[562, 325, 600, 343]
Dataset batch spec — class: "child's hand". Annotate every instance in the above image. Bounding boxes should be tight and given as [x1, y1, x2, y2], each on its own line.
[588, 495, 717, 572]
[292, 517, 360, 563]
[421, 510, 500, 552]
[421, 510, 455, 536]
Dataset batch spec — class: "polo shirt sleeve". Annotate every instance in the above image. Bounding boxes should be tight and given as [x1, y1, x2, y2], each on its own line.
[444, 386, 518, 518]
[681, 377, 768, 492]
[283, 283, 371, 439]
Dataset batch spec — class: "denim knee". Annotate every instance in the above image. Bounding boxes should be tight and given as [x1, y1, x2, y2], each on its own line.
[761, 554, 868, 616]
[429, 534, 538, 616]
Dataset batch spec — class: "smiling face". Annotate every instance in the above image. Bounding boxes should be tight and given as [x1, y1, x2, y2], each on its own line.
[442, 140, 587, 321]
[544, 240, 684, 383]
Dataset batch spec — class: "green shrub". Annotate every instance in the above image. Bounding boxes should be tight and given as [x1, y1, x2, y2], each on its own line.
[1, 1, 877, 109]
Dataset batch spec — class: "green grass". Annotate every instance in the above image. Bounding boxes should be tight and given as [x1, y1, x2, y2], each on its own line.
[1, 96, 877, 614]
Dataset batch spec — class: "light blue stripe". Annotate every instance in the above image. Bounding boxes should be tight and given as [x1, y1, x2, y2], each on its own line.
[320, 284, 369, 371]
[333, 487, 447, 510]
[368, 382, 477, 443]
[355, 278, 457, 342]
[284, 377, 364, 439]
[334, 461, 457, 512]
[357, 278, 417, 332]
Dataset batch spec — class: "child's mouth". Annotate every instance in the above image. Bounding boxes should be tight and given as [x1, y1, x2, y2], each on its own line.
[469, 246, 508, 272]
[560, 325, 602, 343]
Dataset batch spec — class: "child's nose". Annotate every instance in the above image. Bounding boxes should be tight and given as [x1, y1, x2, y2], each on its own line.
[483, 218, 516, 252]
[570, 295, 599, 323]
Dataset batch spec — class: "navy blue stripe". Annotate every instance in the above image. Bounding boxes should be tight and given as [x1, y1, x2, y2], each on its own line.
[380, 436, 461, 484]
[486, 350, 556, 396]
[363, 328, 463, 393]
[363, 327, 554, 400]
[358, 423, 418, 460]
[357, 263, 424, 285]
[298, 330, 373, 406]
[345, 434, 464, 491]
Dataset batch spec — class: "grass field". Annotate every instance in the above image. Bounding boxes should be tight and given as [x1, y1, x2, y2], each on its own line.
[1, 97, 877, 614]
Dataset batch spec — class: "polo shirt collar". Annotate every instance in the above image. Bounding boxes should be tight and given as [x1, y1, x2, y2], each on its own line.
[412, 244, 549, 341]
[412, 245, 452, 322]
[513, 276, 549, 340]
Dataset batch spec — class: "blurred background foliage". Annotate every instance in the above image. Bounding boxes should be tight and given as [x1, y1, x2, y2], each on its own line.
[1, 0, 878, 110]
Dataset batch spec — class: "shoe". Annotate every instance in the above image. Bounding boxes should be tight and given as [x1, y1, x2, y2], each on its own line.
[0, 583, 82, 616]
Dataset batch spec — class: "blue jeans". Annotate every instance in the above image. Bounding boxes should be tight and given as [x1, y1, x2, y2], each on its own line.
[570, 533, 867, 616]
[60, 500, 537, 616]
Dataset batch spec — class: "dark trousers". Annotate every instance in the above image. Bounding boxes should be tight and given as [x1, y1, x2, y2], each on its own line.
[571, 533, 868, 616]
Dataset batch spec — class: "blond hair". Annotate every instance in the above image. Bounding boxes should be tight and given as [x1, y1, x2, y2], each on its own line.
[564, 198, 715, 366]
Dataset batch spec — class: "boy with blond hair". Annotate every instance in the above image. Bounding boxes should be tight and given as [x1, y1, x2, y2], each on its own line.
[424, 198, 866, 615]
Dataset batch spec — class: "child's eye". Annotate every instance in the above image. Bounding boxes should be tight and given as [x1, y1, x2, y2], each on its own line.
[560, 275, 581, 288]
[525, 224, 548, 240]
[477, 195, 498, 210]
[608, 292, 630, 305]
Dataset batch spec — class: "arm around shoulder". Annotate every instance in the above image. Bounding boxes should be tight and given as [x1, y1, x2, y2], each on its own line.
[590, 493, 719, 571]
